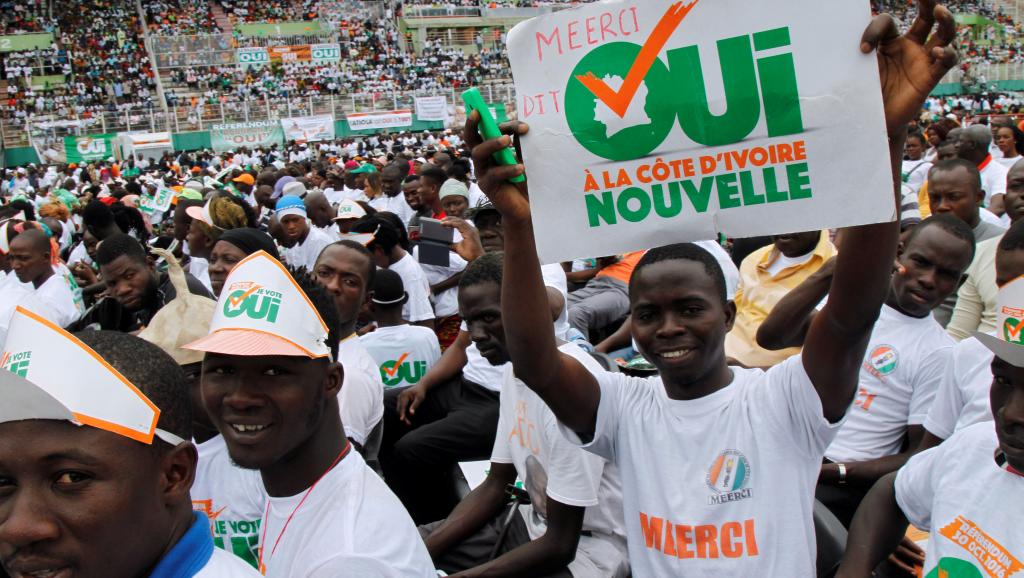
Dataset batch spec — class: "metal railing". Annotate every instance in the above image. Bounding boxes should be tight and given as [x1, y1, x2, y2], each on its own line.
[3, 83, 516, 149]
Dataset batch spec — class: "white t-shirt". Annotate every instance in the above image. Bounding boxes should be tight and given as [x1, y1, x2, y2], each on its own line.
[359, 324, 441, 388]
[317, 224, 342, 243]
[376, 193, 416, 225]
[35, 266, 84, 327]
[895, 422, 1023, 578]
[563, 355, 841, 576]
[191, 435, 266, 569]
[189, 256, 214, 294]
[492, 342, 628, 577]
[923, 336, 994, 440]
[468, 182, 488, 208]
[280, 225, 334, 272]
[337, 336, 385, 447]
[0, 278, 58, 344]
[825, 305, 952, 463]
[389, 254, 434, 323]
[414, 246, 466, 318]
[764, 250, 814, 278]
[901, 159, 932, 193]
[260, 450, 435, 578]
[981, 157, 1010, 206]
[461, 263, 569, 392]
[196, 547, 265, 577]
[67, 242, 92, 267]
[996, 154, 1022, 169]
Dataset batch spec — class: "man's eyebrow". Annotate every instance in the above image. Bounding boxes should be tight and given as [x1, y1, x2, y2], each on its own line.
[39, 449, 105, 466]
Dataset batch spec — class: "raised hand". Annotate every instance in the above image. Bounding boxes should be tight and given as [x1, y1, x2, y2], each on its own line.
[463, 111, 532, 223]
[862, 0, 958, 135]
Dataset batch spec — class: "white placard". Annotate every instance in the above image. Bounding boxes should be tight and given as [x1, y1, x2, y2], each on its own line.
[507, 0, 893, 263]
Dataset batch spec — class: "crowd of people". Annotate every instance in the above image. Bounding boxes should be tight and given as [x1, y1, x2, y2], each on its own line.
[0, 2, 1020, 577]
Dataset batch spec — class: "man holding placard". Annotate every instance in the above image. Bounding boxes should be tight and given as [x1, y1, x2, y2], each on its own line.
[468, 0, 956, 575]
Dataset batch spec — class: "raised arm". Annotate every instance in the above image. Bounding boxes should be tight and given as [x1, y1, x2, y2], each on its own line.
[755, 257, 834, 351]
[804, 0, 957, 422]
[465, 114, 601, 436]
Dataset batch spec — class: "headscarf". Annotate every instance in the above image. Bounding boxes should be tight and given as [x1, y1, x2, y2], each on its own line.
[217, 228, 280, 261]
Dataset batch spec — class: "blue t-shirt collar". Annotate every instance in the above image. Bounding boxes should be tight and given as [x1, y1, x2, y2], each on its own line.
[149, 512, 215, 578]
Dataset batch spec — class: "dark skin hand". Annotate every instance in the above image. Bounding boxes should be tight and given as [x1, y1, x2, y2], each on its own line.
[464, 0, 957, 434]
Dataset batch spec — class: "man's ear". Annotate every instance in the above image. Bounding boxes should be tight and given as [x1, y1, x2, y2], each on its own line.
[723, 299, 738, 333]
[159, 442, 198, 507]
[325, 361, 343, 400]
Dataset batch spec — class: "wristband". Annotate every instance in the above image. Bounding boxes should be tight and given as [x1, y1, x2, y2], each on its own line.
[837, 462, 848, 485]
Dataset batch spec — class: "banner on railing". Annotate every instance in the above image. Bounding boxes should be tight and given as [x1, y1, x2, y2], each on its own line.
[64, 134, 117, 164]
[0, 33, 53, 53]
[268, 45, 312, 62]
[414, 96, 449, 122]
[210, 120, 284, 152]
[281, 114, 336, 142]
[311, 43, 342, 62]
[237, 47, 270, 66]
[346, 110, 414, 131]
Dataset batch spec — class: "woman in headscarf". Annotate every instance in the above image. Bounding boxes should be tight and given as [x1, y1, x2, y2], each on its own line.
[207, 227, 280, 297]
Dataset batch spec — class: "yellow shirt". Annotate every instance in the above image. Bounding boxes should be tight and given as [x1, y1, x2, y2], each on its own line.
[918, 180, 931, 218]
[725, 231, 837, 368]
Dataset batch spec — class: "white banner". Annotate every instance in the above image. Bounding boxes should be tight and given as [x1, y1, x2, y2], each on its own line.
[506, 0, 893, 263]
[311, 43, 341, 62]
[281, 114, 336, 142]
[415, 96, 449, 122]
[346, 110, 414, 131]
[236, 47, 269, 66]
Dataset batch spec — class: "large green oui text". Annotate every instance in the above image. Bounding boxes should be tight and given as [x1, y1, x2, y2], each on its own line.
[223, 288, 283, 322]
[567, 25, 811, 228]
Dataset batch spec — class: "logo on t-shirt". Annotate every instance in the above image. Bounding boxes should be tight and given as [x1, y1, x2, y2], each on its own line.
[0, 350, 31, 377]
[1002, 316, 1024, 346]
[706, 450, 752, 505]
[223, 282, 282, 323]
[379, 352, 428, 387]
[936, 515, 1022, 578]
[866, 345, 898, 377]
[193, 498, 262, 569]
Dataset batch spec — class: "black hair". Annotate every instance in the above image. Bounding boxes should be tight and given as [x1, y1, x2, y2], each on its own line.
[904, 214, 977, 262]
[928, 158, 982, 191]
[403, 174, 420, 184]
[459, 251, 503, 290]
[7, 199, 36, 221]
[111, 203, 150, 243]
[288, 266, 342, 359]
[375, 211, 410, 251]
[318, 240, 377, 291]
[631, 244, 727, 304]
[352, 216, 399, 254]
[82, 199, 115, 230]
[446, 158, 472, 183]
[999, 218, 1024, 253]
[906, 130, 927, 146]
[74, 330, 192, 444]
[13, 228, 50, 253]
[418, 165, 448, 187]
[96, 233, 149, 267]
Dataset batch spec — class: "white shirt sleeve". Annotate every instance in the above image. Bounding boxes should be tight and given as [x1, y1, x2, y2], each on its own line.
[908, 347, 952, 425]
[753, 355, 844, 460]
[923, 362, 965, 440]
[403, 271, 435, 323]
[559, 370, 634, 463]
[894, 443, 944, 531]
[543, 404, 603, 508]
[306, 555, 405, 578]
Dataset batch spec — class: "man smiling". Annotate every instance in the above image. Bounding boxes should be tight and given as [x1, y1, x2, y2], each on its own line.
[0, 309, 259, 578]
[836, 276, 1024, 577]
[465, 0, 957, 573]
[184, 251, 433, 577]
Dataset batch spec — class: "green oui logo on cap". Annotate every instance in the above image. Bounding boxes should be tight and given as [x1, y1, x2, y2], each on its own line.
[223, 282, 283, 323]
[1, 350, 32, 378]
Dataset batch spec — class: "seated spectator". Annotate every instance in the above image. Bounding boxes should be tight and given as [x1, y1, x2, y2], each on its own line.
[353, 216, 436, 329]
[419, 252, 629, 577]
[360, 268, 442, 389]
[312, 240, 386, 460]
[947, 160, 1024, 339]
[4, 227, 83, 327]
[0, 311, 261, 577]
[184, 251, 434, 576]
[758, 216, 976, 526]
[725, 231, 835, 368]
[836, 274, 1024, 577]
[70, 233, 212, 332]
[566, 251, 644, 341]
[274, 194, 333, 271]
